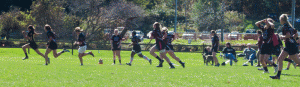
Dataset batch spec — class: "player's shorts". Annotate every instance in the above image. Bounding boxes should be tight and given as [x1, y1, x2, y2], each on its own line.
[112, 44, 121, 51]
[155, 41, 166, 51]
[260, 43, 273, 55]
[166, 45, 174, 51]
[48, 41, 57, 50]
[29, 41, 38, 50]
[132, 44, 142, 54]
[78, 45, 87, 53]
[211, 46, 218, 52]
[272, 46, 281, 57]
[284, 42, 299, 55]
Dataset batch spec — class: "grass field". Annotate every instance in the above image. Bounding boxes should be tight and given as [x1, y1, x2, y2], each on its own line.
[1, 48, 300, 86]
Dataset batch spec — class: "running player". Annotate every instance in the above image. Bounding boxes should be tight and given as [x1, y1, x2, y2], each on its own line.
[270, 14, 300, 79]
[210, 30, 220, 66]
[110, 29, 122, 65]
[255, 18, 278, 73]
[43, 24, 69, 65]
[149, 22, 175, 69]
[162, 27, 185, 68]
[126, 31, 152, 66]
[74, 27, 94, 66]
[21, 25, 47, 61]
[255, 30, 263, 67]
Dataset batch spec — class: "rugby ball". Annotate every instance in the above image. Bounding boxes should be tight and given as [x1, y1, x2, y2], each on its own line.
[98, 59, 103, 64]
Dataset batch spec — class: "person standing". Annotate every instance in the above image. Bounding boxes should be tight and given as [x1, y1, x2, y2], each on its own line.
[211, 30, 220, 66]
[111, 29, 122, 65]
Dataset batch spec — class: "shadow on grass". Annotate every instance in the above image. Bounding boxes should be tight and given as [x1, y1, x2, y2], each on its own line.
[281, 74, 300, 77]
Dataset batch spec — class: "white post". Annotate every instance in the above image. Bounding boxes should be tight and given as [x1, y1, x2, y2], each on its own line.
[175, 0, 178, 33]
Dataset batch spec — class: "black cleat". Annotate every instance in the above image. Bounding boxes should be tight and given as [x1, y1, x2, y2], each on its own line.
[215, 63, 220, 67]
[47, 58, 50, 64]
[126, 63, 132, 66]
[270, 76, 280, 79]
[170, 65, 175, 69]
[149, 59, 152, 65]
[181, 62, 185, 68]
[89, 51, 94, 57]
[45, 63, 48, 66]
[22, 57, 28, 60]
[156, 60, 164, 67]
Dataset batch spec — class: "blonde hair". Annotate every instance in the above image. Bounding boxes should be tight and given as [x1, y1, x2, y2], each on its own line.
[74, 27, 83, 32]
[162, 27, 168, 31]
[280, 14, 294, 29]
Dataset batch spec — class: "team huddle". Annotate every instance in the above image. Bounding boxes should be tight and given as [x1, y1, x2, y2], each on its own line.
[20, 14, 299, 80]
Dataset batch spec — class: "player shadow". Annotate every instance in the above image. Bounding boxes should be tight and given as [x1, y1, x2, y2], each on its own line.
[281, 74, 300, 77]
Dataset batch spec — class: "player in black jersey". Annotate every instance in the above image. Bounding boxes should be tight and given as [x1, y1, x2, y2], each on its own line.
[149, 22, 175, 69]
[43, 24, 69, 65]
[74, 27, 94, 66]
[162, 27, 185, 68]
[21, 25, 46, 61]
[110, 29, 122, 65]
[210, 30, 220, 66]
[270, 14, 300, 79]
[126, 31, 152, 66]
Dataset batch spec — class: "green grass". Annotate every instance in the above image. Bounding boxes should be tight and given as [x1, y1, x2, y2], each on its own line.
[0, 48, 300, 86]
[124, 39, 204, 45]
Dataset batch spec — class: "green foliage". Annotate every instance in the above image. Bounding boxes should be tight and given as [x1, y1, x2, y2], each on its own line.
[224, 11, 246, 32]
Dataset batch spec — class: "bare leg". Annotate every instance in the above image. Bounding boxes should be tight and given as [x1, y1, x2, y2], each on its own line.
[52, 49, 64, 58]
[22, 44, 30, 58]
[212, 52, 219, 65]
[150, 45, 159, 58]
[116, 50, 121, 64]
[160, 52, 171, 63]
[113, 51, 116, 64]
[44, 48, 52, 64]
[260, 54, 267, 67]
[167, 50, 181, 62]
[277, 51, 289, 71]
[78, 53, 84, 65]
[34, 49, 45, 58]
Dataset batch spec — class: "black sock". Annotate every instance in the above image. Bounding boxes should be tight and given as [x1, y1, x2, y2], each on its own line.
[272, 63, 277, 67]
[284, 58, 294, 63]
[169, 63, 173, 66]
[263, 67, 268, 71]
[156, 56, 162, 61]
[119, 60, 121, 64]
[114, 60, 115, 64]
[277, 71, 281, 77]
[179, 61, 183, 64]
[25, 53, 28, 57]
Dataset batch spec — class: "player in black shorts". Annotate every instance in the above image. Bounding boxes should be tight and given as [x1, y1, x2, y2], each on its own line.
[270, 14, 300, 79]
[149, 22, 175, 69]
[43, 24, 69, 65]
[74, 27, 94, 66]
[255, 18, 278, 73]
[21, 25, 46, 61]
[110, 29, 122, 65]
[210, 30, 220, 66]
[126, 31, 152, 66]
[162, 27, 185, 68]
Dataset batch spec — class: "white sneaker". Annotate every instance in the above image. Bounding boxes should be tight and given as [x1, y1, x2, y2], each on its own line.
[274, 66, 278, 73]
[263, 71, 269, 74]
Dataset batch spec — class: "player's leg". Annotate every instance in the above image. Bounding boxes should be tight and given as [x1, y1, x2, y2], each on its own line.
[52, 49, 65, 58]
[256, 50, 261, 67]
[270, 50, 288, 79]
[44, 48, 52, 65]
[159, 50, 175, 69]
[34, 49, 45, 58]
[22, 43, 31, 60]
[212, 52, 219, 66]
[113, 51, 116, 64]
[150, 45, 162, 62]
[167, 50, 185, 68]
[138, 53, 152, 65]
[78, 53, 84, 65]
[126, 51, 135, 66]
[116, 50, 121, 65]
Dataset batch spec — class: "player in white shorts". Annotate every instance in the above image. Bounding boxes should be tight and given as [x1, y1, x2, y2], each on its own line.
[74, 27, 94, 66]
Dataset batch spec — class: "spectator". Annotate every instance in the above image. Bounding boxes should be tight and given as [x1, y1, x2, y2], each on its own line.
[243, 43, 257, 66]
[222, 42, 238, 66]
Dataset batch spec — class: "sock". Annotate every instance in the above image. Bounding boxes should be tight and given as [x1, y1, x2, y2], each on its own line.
[156, 56, 162, 61]
[263, 67, 268, 71]
[284, 58, 294, 63]
[114, 60, 115, 64]
[143, 56, 150, 61]
[119, 60, 121, 64]
[179, 61, 183, 64]
[277, 71, 281, 77]
[130, 58, 133, 64]
[169, 63, 173, 66]
[272, 63, 277, 67]
[25, 53, 28, 57]
[250, 61, 253, 66]
[87, 52, 90, 54]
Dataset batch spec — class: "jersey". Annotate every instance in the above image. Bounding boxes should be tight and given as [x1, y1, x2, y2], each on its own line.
[47, 31, 56, 43]
[258, 24, 274, 43]
[282, 23, 297, 44]
[27, 31, 35, 42]
[222, 47, 236, 55]
[212, 34, 219, 48]
[163, 33, 175, 45]
[131, 35, 140, 45]
[151, 30, 164, 43]
[111, 35, 122, 46]
[78, 33, 86, 46]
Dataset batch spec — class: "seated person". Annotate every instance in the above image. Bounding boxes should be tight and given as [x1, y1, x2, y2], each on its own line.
[204, 46, 212, 56]
[242, 43, 256, 66]
[222, 42, 238, 66]
[203, 46, 214, 65]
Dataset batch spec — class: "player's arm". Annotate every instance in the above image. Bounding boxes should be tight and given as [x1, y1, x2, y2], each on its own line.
[110, 40, 113, 49]
[265, 19, 275, 29]
[118, 40, 122, 48]
[255, 20, 264, 29]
